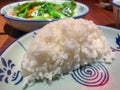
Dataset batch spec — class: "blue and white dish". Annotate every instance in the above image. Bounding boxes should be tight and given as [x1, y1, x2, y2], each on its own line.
[0, 26, 120, 90]
[112, 0, 120, 7]
[0, 0, 89, 32]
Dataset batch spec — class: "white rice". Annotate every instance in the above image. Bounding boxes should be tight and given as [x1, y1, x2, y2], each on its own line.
[21, 18, 114, 87]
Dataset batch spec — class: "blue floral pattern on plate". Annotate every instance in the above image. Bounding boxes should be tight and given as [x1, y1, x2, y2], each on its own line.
[0, 57, 23, 85]
[111, 34, 120, 52]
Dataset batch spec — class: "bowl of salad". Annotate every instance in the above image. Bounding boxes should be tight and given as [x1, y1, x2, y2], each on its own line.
[0, 0, 89, 32]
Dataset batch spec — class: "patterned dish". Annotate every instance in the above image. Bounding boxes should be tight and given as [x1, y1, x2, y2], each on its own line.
[0, 26, 120, 90]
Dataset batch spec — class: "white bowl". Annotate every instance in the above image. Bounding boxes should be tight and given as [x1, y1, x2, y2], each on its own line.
[112, 0, 120, 28]
[0, 0, 89, 32]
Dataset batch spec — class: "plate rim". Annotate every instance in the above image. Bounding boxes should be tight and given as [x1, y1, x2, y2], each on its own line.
[0, 29, 37, 56]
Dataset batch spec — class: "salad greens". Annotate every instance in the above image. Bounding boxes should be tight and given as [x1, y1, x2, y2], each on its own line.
[12, 0, 76, 20]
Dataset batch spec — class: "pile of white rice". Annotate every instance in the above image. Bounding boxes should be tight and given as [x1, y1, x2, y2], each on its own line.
[21, 18, 114, 86]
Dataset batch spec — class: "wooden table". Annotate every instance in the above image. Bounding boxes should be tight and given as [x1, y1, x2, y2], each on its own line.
[0, 0, 119, 53]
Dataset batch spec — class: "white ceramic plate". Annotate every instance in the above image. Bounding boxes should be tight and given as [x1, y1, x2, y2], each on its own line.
[0, 26, 120, 90]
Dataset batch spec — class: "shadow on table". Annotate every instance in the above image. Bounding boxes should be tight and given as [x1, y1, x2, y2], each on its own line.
[3, 23, 119, 39]
[4, 24, 26, 38]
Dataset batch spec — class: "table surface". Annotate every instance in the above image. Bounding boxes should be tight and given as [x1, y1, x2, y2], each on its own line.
[0, 0, 119, 53]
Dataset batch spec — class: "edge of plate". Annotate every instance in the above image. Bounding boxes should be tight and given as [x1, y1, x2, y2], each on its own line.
[0, 29, 38, 56]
